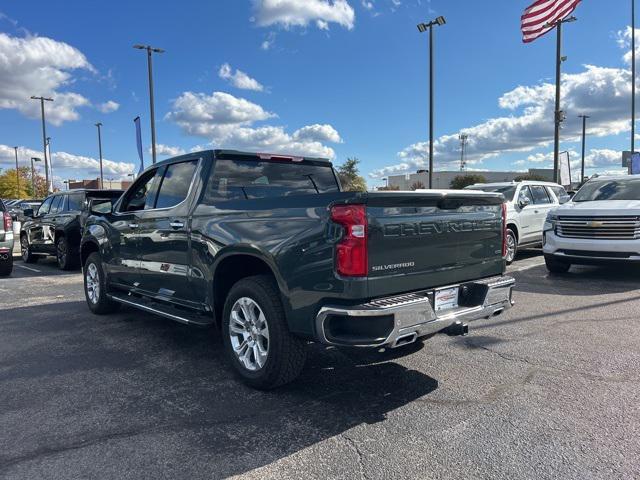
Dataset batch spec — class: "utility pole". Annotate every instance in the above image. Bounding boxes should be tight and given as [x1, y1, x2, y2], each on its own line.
[632, 0, 636, 155]
[548, 16, 577, 184]
[459, 134, 468, 171]
[13, 146, 19, 196]
[417, 16, 446, 189]
[578, 115, 590, 183]
[30, 157, 41, 196]
[133, 44, 164, 164]
[95, 122, 104, 189]
[30, 96, 54, 193]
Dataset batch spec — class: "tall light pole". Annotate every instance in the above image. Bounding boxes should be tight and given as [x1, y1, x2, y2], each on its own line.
[417, 16, 446, 189]
[546, 16, 577, 184]
[133, 44, 164, 165]
[578, 115, 590, 183]
[30, 157, 41, 197]
[13, 146, 19, 196]
[632, 0, 636, 155]
[95, 122, 104, 189]
[30, 96, 53, 193]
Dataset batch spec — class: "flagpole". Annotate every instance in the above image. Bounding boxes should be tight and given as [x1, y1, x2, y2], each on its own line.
[632, 0, 636, 156]
[553, 20, 563, 184]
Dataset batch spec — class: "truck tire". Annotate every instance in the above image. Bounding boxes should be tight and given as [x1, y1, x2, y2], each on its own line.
[56, 236, 79, 271]
[505, 228, 518, 265]
[544, 254, 571, 274]
[222, 275, 306, 390]
[20, 235, 38, 263]
[0, 254, 13, 277]
[83, 252, 120, 314]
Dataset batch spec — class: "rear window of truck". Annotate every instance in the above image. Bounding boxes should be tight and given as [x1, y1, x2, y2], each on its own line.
[203, 159, 340, 203]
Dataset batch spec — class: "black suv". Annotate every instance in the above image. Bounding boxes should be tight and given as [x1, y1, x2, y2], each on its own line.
[21, 189, 123, 270]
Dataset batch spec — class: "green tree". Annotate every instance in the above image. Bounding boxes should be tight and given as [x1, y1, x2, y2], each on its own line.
[378, 185, 400, 191]
[337, 157, 367, 192]
[450, 174, 487, 190]
[514, 173, 549, 182]
[0, 167, 48, 199]
[410, 181, 426, 191]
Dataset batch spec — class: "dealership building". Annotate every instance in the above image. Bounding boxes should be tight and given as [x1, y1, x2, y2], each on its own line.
[385, 168, 554, 190]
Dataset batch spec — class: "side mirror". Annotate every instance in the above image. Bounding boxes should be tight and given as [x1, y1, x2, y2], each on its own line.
[518, 197, 531, 209]
[558, 195, 570, 204]
[23, 208, 34, 218]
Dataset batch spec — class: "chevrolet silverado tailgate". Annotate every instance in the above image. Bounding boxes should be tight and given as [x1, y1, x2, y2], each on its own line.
[364, 191, 505, 298]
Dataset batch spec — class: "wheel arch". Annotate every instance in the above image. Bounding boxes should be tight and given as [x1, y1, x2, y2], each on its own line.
[211, 250, 287, 328]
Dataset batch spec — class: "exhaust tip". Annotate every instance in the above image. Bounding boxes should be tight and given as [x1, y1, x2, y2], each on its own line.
[392, 332, 418, 348]
[443, 321, 468, 337]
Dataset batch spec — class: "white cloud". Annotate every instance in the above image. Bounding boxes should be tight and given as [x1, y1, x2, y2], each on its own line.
[96, 100, 120, 114]
[252, 0, 355, 30]
[261, 32, 277, 50]
[154, 144, 186, 157]
[361, 1, 374, 10]
[218, 63, 265, 91]
[165, 91, 276, 138]
[0, 144, 135, 181]
[293, 124, 343, 143]
[166, 91, 342, 159]
[0, 32, 94, 125]
[370, 63, 636, 179]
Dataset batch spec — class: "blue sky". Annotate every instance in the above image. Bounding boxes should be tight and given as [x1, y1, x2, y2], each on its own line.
[0, 0, 636, 188]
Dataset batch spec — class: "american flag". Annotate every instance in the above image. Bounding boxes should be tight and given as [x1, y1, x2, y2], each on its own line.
[521, 0, 581, 43]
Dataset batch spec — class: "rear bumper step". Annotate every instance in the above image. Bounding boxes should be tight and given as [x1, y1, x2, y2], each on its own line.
[315, 275, 515, 348]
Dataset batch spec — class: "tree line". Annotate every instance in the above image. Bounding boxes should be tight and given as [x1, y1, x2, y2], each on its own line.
[0, 167, 49, 199]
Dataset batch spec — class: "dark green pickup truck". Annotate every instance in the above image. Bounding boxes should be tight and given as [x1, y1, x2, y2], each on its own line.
[81, 150, 514, 389]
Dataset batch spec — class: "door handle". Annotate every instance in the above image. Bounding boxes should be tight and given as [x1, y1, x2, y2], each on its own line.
[129, 223, 139, 229]
[169, 221, 184, 229]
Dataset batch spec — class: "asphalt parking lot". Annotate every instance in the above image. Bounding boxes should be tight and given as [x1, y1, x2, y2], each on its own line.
[1, 250, 639, 480]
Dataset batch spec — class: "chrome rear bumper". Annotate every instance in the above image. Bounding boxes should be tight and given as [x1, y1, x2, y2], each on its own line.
[315, 275, 515, 348]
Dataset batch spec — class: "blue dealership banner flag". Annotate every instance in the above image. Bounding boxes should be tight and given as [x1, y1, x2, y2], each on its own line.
[134, 116, 144, 174]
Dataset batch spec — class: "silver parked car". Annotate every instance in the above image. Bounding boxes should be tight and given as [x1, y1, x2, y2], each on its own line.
[0, 199, 14, 276]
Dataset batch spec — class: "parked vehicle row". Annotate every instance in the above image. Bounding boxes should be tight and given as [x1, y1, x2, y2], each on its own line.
[79, 149, 515, 389]
[20, 189, 123, 270]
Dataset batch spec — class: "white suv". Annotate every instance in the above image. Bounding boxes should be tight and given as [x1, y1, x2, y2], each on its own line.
[543, 175, 640, 273]
[465, 181, 570, 263]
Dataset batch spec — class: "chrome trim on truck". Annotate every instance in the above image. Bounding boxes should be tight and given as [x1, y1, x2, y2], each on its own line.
[315, 275, 515, 348]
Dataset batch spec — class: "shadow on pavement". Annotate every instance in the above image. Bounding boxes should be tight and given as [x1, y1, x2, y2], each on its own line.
[0, 300, 439, 478]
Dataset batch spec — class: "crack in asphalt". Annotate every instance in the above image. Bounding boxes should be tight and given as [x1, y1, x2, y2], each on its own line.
[341, 433, 370, 480]
[463, 338, 638, 385]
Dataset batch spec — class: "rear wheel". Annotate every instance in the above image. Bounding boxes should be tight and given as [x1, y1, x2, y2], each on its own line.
[20, 235, 38, 263]
[505, 228, 518, 264]
[84, 252, 120, 314]
[545, 254, 571, 274]
[0, 254, 13, 276]
[56, 236, 79, 270]
[222, 275, 306, 389]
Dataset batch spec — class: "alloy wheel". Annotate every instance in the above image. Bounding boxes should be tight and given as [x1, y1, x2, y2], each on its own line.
[506, 232, 516, 263]
[85, 263, 100, 304]
[21, 237, 29, 261]
[228, 297, 270, 371]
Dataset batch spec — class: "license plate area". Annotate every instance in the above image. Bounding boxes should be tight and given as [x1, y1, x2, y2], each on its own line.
[434, 287, 459, 312]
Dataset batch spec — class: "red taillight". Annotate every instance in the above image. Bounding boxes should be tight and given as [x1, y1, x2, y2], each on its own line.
[501, 202, 507, 258]
[3, 212, 12, 232]
[331, 204, 368, 277]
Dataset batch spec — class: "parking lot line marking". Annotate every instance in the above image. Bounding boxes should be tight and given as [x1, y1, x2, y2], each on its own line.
[17, 264, 41, 273]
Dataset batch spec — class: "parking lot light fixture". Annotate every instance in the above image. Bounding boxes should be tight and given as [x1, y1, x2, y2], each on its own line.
[133, 44, 165, 165]
[417, 16, 447, 189]
[30, 96, 53, 193]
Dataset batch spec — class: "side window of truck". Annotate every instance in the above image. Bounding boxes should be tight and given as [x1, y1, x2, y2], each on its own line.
[37, 196, 54, 216]
[154, 160, 198, 209]
[67, 194, 83, 211]
[119, 169, 159, 212]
